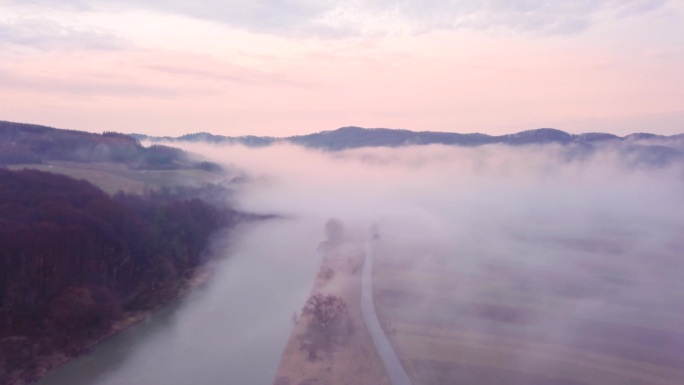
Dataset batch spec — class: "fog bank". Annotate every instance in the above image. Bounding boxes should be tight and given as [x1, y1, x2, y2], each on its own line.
[176, 141, 684, 382]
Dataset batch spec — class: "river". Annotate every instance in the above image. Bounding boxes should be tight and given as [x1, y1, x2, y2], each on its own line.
[35, 219, 321, 385]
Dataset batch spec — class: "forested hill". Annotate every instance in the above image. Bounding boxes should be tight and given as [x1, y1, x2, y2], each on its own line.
[134, 126, 684, 151]
[4, 119, 681, 166]
[0, 120, 219, 171]
[0, 169, 237, 384]
[135, 126, 684, 167]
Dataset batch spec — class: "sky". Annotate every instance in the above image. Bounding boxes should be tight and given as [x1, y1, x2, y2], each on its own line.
[1, 0, 684, 137]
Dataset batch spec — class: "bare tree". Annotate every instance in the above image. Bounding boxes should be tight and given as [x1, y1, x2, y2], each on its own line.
[299, 293, 349, 360]
[304, 294, 347, 333]
[317, 218, 345, 253]
[324, 218, 344, 245]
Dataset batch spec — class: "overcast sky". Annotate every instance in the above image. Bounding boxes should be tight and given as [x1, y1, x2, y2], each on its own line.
[1, 0, 683, 136]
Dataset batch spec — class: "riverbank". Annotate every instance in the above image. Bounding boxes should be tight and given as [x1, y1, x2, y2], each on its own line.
[272, 240, 390, 385]
[5, 266, 215, 385]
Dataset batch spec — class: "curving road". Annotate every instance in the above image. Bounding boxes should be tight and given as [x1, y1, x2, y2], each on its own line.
[361, 240, 412, 385]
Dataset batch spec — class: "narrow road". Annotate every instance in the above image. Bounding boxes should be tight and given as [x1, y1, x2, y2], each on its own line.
[361, 240, 412, 385]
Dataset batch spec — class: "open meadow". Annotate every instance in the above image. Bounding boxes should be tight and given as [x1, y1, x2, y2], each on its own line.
[372, 235, 684, 385]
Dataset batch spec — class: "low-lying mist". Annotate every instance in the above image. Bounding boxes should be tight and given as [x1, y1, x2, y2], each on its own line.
[183, 141, 684, 240]
[174, 141, 684, 380]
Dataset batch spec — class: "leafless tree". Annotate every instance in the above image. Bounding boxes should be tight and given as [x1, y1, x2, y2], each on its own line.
[299, 293, 351, 360]
[324, 218, 344, 245]
[304, 293, 347, 334]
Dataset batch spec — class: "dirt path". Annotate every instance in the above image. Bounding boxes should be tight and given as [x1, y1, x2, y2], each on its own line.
[361, 240, 412, 385]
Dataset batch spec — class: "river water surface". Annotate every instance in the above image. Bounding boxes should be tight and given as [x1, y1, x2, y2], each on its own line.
[35, 219, 320, 385]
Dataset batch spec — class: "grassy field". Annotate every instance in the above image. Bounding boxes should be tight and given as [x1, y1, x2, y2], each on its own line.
[372, 241, 684, 385]
[7, 161, 224, 194]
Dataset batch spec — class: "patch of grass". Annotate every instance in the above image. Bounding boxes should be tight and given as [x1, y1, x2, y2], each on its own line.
[7, 161, 222, 194]
[372, 252, 684, 385]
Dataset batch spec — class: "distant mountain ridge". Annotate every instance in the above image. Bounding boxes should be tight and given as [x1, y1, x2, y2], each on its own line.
[1, 120, 681, 168]
[133, 126, 684, 151]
